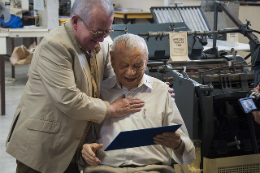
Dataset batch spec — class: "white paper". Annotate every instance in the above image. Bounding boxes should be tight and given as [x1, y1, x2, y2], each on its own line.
[169, 32, 189, 61]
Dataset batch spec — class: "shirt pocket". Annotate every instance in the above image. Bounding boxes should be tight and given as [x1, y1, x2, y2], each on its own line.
[135, 109, 163, 129]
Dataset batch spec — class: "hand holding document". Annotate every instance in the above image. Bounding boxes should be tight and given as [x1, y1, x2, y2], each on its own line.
[105, 124, 182, 151]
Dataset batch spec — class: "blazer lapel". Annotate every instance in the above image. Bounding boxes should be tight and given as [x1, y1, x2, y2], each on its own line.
[76, 53, 92, 96]
[64, 19, 93, 96]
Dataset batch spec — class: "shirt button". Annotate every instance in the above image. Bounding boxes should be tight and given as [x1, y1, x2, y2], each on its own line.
[76, 136, 81, 140]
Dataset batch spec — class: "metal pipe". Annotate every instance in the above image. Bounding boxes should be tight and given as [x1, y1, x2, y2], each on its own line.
[182, 9, 191, 30]
[175, 7, 183, 22]
[179, 8, 190, 30]
[190, 8, 199, 31]
[154, 9, 162, 23]
[218, 2, 260, 46]
[196, 8, 209, 31]
[186, 7, 196, 31]
[168, 8, 176, 23]
[138, 28, 241, 37]
[0, 55, 5, 115]
[213, 3, 219, 48]
[11, 38, 15, 78]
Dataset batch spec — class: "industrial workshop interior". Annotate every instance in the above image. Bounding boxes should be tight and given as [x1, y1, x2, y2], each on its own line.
[1, 0, 260, 173]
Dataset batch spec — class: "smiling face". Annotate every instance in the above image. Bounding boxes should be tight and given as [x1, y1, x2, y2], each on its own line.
[71, 8, 114, 51]
[111, 42, 148, 91]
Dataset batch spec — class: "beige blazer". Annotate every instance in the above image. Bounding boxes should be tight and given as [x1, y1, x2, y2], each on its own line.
[6, 20, 114, 173]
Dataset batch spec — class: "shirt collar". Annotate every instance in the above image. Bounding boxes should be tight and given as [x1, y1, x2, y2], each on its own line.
[108, 74, 153, 90]
[139, 74, 153, 89]
[108, 76, 121, 89]
[77, 40, 101, 55]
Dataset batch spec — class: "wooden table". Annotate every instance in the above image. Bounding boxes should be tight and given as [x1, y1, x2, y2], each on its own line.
[114, 11, 154, 24]
[0, 28, 50, 115]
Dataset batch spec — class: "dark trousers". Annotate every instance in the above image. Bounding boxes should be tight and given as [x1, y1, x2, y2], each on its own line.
[16, 160, 80, 173]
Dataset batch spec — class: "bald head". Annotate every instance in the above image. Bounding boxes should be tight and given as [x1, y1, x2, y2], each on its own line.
[111, 33, 148, 60]
[70, 0, 114, 25]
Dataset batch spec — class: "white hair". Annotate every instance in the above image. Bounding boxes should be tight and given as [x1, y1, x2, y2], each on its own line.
[70, 0, 114, 24]
[111, 34, 149, 59]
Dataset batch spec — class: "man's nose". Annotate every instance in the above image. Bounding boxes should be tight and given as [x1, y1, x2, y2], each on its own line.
[126, 68, 136, 75]
[96, 35, 105, 42]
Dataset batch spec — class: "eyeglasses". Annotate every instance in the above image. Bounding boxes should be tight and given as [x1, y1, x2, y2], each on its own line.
[78, 16, 114, 38]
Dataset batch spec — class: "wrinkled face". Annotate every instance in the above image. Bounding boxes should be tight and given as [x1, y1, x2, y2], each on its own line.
[72, 9, 113, 51]
[111, 43, 148, 91]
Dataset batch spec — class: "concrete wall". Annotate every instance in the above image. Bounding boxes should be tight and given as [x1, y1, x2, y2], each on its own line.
[38, 0, 59, 29]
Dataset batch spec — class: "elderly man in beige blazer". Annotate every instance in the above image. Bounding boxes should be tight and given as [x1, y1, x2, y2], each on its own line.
[5, 0, 145, 173]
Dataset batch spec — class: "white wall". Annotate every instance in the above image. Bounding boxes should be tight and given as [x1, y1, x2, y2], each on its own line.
[110, 0, 164, 12]
[110, 0, 202, 12]
[165, 0, 201, 6]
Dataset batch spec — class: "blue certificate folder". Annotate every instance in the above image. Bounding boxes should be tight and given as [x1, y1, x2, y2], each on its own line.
[104, 124, 182, 151]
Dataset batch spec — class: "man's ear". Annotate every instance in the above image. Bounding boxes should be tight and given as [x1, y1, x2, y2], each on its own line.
[145, 56, 148, 66]
[71, 15, 79, 31]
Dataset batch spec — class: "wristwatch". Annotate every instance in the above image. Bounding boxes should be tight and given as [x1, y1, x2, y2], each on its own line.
[173, 139, 183, 152]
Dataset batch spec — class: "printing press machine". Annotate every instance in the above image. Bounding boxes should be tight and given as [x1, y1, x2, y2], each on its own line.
[110, 2, 260, 172]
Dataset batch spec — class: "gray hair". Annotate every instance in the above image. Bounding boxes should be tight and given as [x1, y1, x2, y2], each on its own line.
[70, 0, 114, 24]
[111, 34, 149, 59]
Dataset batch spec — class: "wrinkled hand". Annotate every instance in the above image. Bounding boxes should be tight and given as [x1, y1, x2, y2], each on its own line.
[110, 95, 145, 118]
[153, 132, 181, 149]
[252, 111, 260, 124]
[82, 143, 103, 166]
[165, 82, 175, 100]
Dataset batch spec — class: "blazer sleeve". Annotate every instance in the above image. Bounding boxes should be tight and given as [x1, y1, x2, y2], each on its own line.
[36, 40, 109, 122]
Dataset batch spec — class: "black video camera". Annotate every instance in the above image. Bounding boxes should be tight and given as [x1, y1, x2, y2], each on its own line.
[239, 91, 260, 114]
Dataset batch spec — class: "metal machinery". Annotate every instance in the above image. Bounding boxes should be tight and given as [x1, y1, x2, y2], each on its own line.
[0, 0, 29, 17]
[59, 0, 71, 16]
[110, 1, 260, 171]
[150, 5, 210, 32]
